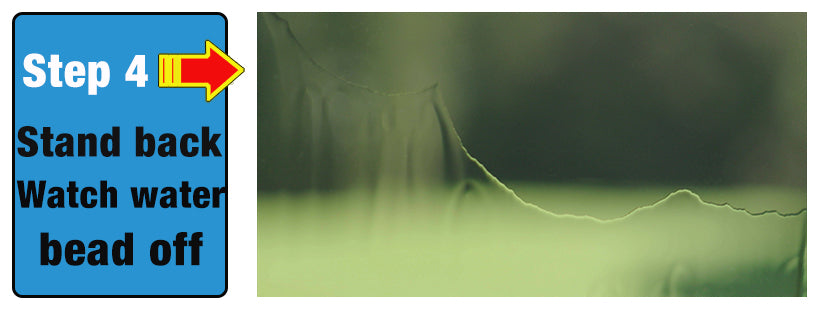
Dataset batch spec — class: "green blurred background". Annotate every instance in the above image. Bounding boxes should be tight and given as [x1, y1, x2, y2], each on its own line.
[263, 12, 805, 191]
[257, 13, 807, 296]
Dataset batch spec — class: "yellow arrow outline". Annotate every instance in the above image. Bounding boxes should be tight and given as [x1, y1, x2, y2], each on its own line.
[158, 40, 244, 102]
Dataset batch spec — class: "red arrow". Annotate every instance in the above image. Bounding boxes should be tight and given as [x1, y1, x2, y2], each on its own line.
[159, 40, 244, 102]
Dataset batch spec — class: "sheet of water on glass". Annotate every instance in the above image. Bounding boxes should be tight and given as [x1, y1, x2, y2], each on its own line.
[257, 13, 806, 296]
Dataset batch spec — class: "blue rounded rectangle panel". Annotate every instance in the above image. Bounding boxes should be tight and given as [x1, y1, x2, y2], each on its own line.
[13, 13, 228, 297]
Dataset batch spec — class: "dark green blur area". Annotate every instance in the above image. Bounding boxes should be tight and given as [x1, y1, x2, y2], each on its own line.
[257, 13, 807, 296]
[262, 12, 806, 190]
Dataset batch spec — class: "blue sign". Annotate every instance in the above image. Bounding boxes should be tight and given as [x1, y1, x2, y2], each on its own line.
[13, 13, 232, 297]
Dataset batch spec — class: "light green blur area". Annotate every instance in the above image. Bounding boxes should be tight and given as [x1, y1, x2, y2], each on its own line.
[257, 13, 807, 296]
[258, 185, 806, 296]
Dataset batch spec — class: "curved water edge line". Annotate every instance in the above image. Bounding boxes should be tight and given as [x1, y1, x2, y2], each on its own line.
[459, 139, 806, 222]
[263, 12, 807, 223]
